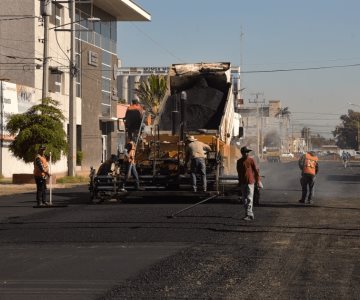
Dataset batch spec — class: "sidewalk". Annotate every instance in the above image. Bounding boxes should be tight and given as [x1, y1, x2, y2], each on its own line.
[0, 183, 87, 196]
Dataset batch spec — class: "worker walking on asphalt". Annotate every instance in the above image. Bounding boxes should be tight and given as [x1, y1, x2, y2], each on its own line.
[33, 144, 51, 207]
[298, 151, 319, 204]
[185, 136, 211, 192]
[341, 151, 350, 168]
[236, 146, 261, 221]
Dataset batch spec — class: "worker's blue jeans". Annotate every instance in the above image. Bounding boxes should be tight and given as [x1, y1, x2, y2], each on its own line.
[190, 158, 207, 192]
[124, 162, 140, 189]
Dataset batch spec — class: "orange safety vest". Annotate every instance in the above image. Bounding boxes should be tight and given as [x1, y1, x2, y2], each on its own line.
[303, 153, 318, 175]
[33, 154, 48, 177]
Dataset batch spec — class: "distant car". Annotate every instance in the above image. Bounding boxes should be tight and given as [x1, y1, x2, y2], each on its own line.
[281, 152, 294, 158]
[355, 151, 360, 159]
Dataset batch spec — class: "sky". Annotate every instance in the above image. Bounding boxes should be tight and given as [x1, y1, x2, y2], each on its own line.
[117, 0, 360, 138]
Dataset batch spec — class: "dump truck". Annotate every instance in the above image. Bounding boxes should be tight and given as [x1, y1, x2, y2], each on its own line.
[89, 62, 242, 201]
[263, 146, 281, 162]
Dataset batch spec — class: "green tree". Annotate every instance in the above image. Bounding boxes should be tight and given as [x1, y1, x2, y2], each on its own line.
[5, 97, 68, 163]
[134, 74, 167, 116]
[333, 109, 360, 149]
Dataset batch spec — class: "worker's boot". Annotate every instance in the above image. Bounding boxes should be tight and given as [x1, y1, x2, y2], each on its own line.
[135, 181, 144, 191]
[120, 183, 127, 192]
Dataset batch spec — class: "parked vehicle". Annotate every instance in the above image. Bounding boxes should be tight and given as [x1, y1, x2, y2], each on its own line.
[354, 151, 360, 159]
[281, 152, 294, 158]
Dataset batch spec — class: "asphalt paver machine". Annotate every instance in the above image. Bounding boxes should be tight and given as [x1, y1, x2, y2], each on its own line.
[89, 62, 242, 203]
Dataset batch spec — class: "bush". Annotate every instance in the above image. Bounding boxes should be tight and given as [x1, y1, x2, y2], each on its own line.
[76, 151, 83, 166]
[56, 176, 88, 184]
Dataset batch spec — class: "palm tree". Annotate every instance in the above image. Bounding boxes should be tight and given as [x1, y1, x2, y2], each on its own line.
[275, 107, 291, 119]
[134, 74, 167, 116]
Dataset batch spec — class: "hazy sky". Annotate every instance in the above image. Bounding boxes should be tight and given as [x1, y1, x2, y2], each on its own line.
[117, 0, 360, 137]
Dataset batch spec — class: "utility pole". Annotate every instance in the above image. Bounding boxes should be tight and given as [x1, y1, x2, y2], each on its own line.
[249, 93, 265, 157]
[0, 79, 10, 177]
[0, 81, 3, 177]
[68, 0, 77, 176]
[40, 0, 51, 100]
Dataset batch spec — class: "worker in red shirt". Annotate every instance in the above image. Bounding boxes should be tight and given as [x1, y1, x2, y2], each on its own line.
[124, 99, 145, 141]
[236, 146, 261, 221]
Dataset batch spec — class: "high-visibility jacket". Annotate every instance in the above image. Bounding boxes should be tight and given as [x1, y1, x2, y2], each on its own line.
[33, 154, 49, 177]
[125, 104, 144, 131]
[303, 152, 318, 175]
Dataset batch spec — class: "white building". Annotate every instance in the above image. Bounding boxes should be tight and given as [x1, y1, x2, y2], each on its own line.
[0, 0, 150, 178]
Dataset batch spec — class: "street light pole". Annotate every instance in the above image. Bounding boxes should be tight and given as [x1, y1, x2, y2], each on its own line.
[68, 0, 77, 176]
[249, 93, 265, 157]
[40, 0, 51, 101]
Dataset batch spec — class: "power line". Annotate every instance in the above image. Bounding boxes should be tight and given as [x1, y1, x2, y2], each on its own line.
[241, 63, 360, 74]
[130, 23, 185, 64]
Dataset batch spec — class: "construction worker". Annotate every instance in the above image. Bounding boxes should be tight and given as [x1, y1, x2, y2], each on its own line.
[33, 144, 51, 207]
[97, 154, 118, 176]
[236, 146, 261, 221]
[341, 151, 350, 168]
[298, 150, 319, 204]
[185, 135, 211, 192]
[124, 99, 145, 141]
[122, 141, 140, 191]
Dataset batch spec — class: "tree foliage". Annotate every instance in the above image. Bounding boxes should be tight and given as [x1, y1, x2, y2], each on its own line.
[333, 109, 360, 149]
[5, 97, 68, 163]
[311, 133, 334, 148]
[275, 107, 291, 119]
[134, 74, 167, 116]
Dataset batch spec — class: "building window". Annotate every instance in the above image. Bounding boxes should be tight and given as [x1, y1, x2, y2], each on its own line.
[101, 49, 112, 117]
[75, 7, 117, 54]
[50, 3, 62, 26]
[48, 68, 63, 94]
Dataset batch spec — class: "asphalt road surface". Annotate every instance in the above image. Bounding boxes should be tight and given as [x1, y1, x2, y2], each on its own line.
[0, 160, 359, 299]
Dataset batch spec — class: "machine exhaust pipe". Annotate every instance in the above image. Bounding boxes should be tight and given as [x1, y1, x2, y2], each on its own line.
[180, 91, 187, 141]
[171, 111, 180, 135]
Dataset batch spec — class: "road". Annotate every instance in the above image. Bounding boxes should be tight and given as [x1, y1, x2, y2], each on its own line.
[0, 160, 359, 299]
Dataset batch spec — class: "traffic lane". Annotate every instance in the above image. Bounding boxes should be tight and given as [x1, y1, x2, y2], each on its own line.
[260, 160, 360, 199]
[0, 161, 359, 299]
[0, 243, 187, 300]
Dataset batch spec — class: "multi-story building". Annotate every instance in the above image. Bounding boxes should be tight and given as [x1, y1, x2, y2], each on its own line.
[237, 99, 294, 156]
[0, 0, 150, 178]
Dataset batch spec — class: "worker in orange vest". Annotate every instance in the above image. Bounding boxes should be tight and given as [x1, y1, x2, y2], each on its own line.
[124, 99, 145, 141]
[298, 151, 319, 204]
[33, 144, 51, 207]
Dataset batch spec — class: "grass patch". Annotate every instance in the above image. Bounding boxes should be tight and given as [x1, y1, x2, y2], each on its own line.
[56, 176, 88, 184]
[0, 178, 12, 184]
